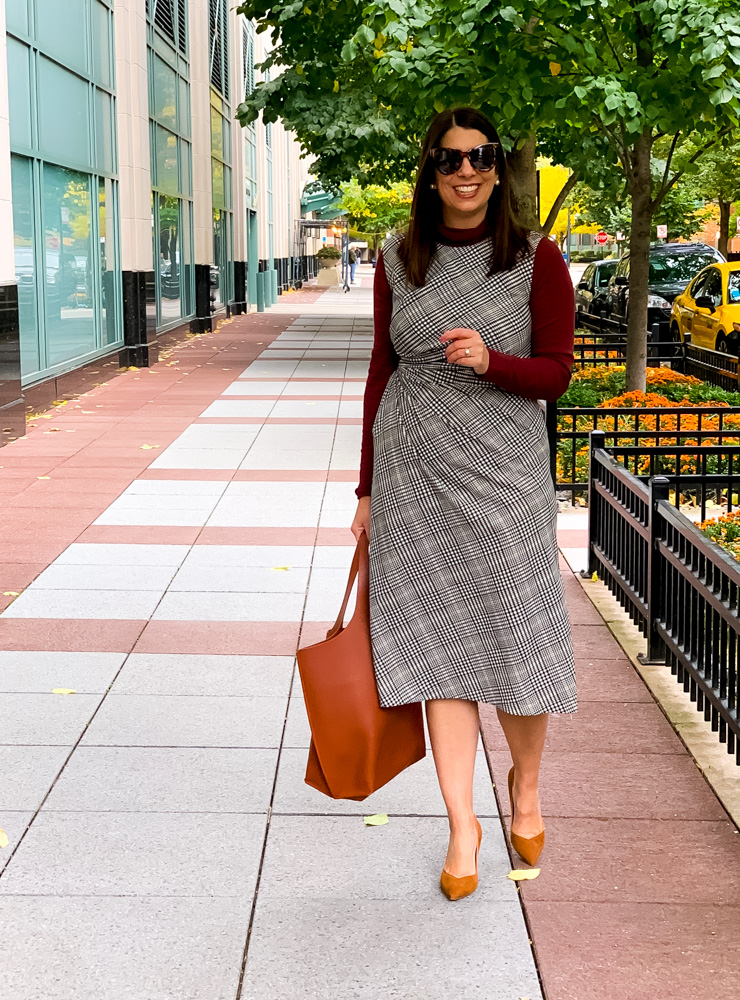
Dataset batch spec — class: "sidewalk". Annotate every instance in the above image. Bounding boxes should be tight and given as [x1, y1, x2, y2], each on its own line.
[0, 276, 737, 999]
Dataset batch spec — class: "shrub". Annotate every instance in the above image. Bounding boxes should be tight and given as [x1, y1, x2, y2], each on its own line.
[317, 246, 341, 260]
[699, 511, 740, 561]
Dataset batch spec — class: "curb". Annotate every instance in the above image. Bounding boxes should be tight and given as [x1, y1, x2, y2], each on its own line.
[576, 571, 740, 830]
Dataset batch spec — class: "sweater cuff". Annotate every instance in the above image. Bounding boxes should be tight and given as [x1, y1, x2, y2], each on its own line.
[480, 347, 505, 383]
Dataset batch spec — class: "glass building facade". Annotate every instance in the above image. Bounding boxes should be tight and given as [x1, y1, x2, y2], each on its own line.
[7, 0, 122, 385]
[209, 0, 233, 311]
[146, 0, 195, 330]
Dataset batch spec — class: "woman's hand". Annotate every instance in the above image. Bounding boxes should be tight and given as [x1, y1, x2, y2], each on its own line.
[440, 328, 490, 375]
[351, 496, 371, 541]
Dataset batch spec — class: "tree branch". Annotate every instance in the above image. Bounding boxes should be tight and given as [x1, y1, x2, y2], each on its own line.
[656, 126, 735, 209]
[541, 170, 579, 233]
[593, 9, 623, 71]
[659, 131, 681, 197]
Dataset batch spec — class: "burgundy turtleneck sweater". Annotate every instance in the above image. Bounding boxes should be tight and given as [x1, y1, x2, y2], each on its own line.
[356, 222, 575, 498]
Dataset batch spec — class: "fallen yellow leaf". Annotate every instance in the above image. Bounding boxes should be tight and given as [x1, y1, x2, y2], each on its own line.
[37, 476, 51, 480]
[508, 868, 540, 881]
[271, 566, 290, 571]
[52, 688, 77, 695]
[363, 813, 388, 826]
[140, 444, 160, 450]
[0, 829, 8, 849]
[591, 571, 598, 582]
[3, 592, 19, 597]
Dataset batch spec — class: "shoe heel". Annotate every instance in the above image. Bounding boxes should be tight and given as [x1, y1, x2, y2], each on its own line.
[507, 766, 545, 867]
[440, 819, 483, 901]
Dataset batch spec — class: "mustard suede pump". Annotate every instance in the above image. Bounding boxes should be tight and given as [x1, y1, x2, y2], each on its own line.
[507, 766, 545, 867]
[440, 819, 483, 901]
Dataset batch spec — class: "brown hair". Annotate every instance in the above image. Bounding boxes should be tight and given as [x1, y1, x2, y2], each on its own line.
[398, 106, 530, 287]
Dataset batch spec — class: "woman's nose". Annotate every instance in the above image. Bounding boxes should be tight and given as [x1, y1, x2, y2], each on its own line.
[457, 158, 477, 178]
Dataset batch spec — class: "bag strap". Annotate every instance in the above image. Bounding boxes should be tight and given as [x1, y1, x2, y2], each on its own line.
[325, 532, 368, 640]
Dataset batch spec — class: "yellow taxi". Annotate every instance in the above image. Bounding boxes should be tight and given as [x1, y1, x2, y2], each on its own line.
[671, 261, 740, 353]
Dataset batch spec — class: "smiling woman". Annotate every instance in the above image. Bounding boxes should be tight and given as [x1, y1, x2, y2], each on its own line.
[351, 106, 577, 902]
[398, 107, 529, 287]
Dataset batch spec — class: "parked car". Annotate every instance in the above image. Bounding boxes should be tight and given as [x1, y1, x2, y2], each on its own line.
[605, 242, 726, 332]
[670, 261, 740, 353]
[574, 259, 618, 319]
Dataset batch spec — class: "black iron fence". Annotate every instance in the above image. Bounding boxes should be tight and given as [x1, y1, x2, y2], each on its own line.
[575, 312, 678, 366]
[575, 309, 740, 389]
[586, 430, 740, 762]
[548, 402, 740, 504]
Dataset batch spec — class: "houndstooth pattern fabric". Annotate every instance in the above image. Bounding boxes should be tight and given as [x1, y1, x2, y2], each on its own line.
[368, 231, 577, 715]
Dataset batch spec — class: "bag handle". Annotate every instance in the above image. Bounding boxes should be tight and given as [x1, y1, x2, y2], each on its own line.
[325, 532, 369, 640]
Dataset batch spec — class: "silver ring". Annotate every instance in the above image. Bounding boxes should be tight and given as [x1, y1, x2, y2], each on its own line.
[465, 348, 470, 356]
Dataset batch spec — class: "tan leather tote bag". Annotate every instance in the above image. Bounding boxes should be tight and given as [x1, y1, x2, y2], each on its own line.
[296, 532, 426, 800]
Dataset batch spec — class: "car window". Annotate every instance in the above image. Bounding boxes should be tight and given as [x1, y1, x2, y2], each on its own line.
[703, 268, 723, 307]
[582, 264, 595, 284]
[615, 257, 629, 277]
[689, 270, 710, 299]
[649, 252, 718, 283]
[596, 262, 617, 287]
[728, 271, 740, 304]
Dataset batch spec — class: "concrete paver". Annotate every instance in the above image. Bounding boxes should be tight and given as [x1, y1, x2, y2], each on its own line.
[0, 278, 734, 998]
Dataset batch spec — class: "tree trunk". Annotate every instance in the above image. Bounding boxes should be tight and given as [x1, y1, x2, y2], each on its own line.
[541, 171, 579, 235]
[507, 134, 539, 231]
[626, 130, 653, 393]
[718, 199, 731, 260]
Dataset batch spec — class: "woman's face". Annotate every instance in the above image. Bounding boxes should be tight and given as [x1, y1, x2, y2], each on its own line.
[432, 126, 499, 220]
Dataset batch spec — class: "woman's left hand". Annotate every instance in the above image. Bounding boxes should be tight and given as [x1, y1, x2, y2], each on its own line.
[440, 328, 490, 375]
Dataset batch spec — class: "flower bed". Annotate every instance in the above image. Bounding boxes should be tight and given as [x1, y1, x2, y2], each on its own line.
[556, 365, 740, 488]
[699, 510, 740, 561]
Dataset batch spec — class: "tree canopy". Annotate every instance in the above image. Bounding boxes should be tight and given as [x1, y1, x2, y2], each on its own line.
[237, 0, 740, 387]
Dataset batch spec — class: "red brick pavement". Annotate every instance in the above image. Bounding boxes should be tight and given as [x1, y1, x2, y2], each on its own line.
[480, 553, 740, 1000]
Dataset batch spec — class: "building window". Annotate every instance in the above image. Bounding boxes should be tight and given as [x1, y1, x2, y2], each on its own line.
[7, 0, 122, 385]
[209, 0, 229, 99]
[146, 0, 187, 55]
[147, 1, 194, 327]
[210, 90, 233, 309]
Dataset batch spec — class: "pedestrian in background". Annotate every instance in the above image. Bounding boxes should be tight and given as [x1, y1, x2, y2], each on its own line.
[351, 106, 577, 900]
[350, 247, 361, 283]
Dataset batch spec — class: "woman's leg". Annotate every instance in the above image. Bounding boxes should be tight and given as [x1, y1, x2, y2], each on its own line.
[496, 709, 548, 839]
[426, 698, 481, 877]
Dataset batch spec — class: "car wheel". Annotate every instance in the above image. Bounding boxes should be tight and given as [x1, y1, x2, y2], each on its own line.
[716, 332, 729, 354]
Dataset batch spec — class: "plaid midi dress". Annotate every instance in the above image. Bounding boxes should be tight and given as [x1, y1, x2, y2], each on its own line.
[367, 230, 577, 715]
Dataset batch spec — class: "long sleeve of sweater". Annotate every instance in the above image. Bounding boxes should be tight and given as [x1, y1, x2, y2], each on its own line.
[356, 250, 398, 498]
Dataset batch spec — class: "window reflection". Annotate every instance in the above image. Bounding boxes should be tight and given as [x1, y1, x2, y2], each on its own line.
[158, 194, 182, 322]
[43, 165, 96, 367]
[212, 208, 224, 310]
[11, 155, 40, 377]
[99, 178, 118, 344]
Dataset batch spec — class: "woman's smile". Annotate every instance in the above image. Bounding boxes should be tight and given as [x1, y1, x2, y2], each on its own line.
[452, 183, 481, 199]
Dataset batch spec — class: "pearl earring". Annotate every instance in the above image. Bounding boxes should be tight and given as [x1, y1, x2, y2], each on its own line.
[494, 179, 501, 186]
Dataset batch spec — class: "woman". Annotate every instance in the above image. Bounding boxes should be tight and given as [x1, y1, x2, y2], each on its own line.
[350, 107, 577, 901]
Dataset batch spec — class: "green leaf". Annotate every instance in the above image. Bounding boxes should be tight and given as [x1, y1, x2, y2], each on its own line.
[355, 24, 374, 45]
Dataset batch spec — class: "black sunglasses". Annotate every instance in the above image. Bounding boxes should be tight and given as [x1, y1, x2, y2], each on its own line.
[429, 142, 499, 175]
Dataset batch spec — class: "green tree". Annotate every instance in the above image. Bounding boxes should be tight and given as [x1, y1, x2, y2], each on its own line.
[238, 0, 740, 389]
[573, 178, 711, 244]
[691, 136, 740, 258]
[339, 179, 413, 248]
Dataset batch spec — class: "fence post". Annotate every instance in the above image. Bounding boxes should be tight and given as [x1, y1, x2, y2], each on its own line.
[583, 428, 606, 577]
[642, 475, 671, 664]
[546, 400, 557, 488]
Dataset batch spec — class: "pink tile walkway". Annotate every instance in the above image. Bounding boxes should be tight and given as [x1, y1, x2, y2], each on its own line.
[0, 278, 737, 998]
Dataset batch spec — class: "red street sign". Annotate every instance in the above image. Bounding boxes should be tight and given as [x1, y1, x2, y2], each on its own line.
[596, 231, 609, 246]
